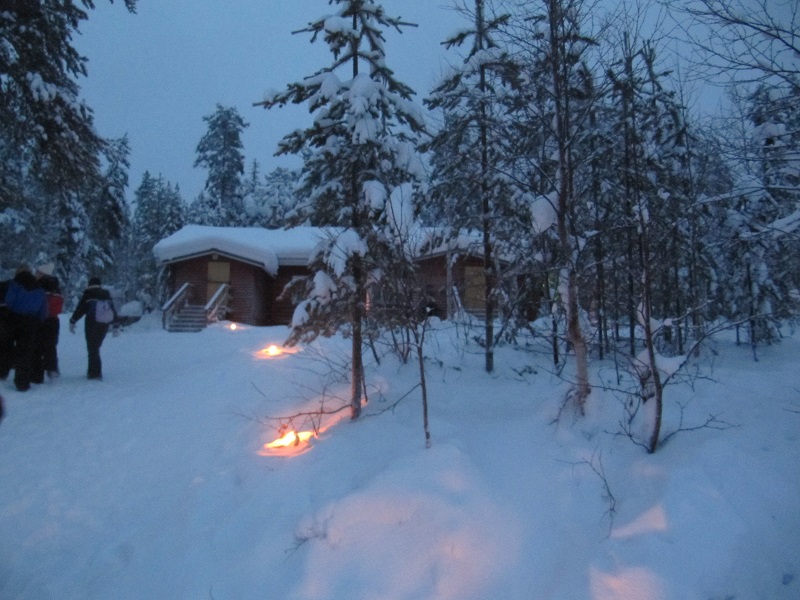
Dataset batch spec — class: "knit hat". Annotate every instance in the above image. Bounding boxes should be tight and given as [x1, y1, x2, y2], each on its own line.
[36, 262, 55, 276]
[88, 277, 102, 286]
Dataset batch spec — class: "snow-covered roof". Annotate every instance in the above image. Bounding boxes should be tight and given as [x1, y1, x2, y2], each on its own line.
[153, 225, 327, 275]
[153, 225, 487, 276]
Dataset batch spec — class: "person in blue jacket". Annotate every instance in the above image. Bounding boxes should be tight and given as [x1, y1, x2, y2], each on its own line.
[4, 266, 47, 391]
[69, 277, 117, 380]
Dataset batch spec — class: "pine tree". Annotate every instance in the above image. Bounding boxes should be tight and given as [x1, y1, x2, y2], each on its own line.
[711, 83, 800, 350]
[0, 1, 136, 288]
[0, 0, 137, 192]
[131, 172, 185, 309]
[88, 135, 131, 279]
[424, 0, 518, 373]
[241, 163, 301, 228]
[193, 104, 248, 226]
[257, 0, 426, 420]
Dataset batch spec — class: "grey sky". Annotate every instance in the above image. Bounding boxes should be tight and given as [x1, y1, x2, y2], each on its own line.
[76, 1, 463, 203]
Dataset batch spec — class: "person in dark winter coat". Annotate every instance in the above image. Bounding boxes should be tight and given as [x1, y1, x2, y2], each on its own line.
[4, 266, 47, 391]
[32, 264, 63, 383]
[69, 277, 118, 380]
[0, 276, 13, 380]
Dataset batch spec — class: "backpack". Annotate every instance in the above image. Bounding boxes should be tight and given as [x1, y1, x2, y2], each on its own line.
[47, 294, 64, 318]
[94, 299, 114, 324]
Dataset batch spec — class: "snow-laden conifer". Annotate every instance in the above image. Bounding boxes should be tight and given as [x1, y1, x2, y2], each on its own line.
[256, 0, 426, 420]
[193, 104, 249, 226]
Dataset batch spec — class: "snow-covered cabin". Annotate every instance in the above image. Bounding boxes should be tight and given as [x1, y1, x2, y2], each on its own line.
[153, 225, 501, 327]
[153, 226, 323, 326]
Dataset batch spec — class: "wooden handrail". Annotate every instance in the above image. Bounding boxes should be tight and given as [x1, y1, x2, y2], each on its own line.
[162, 282, 192, 330]
[205, 283, 230, 323]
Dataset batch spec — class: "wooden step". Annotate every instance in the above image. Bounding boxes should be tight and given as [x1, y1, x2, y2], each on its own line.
[167, 304, 207, 332]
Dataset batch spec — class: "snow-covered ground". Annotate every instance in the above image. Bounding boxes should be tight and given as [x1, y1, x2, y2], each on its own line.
[1, 314, 798, 600]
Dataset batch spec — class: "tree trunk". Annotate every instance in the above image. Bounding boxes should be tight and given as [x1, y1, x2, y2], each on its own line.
[415, 326, 432, 449]
[548, 0, 589, 411]
[349, 12, 364, 421]
[640, 215, 664, 453]
[477, 0, 495, 373]
[351, 276, 364, 421]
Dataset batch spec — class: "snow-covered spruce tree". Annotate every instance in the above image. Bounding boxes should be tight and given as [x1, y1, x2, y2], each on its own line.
[707, 83, 799, 352]
[86, 135, 131, 284]
[49, 133, 131, 303]
[256, 0, 426, 420]
[1, 1, 137, 292]
[241, 162, 301, 228]
[424, 0, 519, 373]
[192, 104, 248, 226]
[719, 180, 786, 352]
[131, 172, 185, 310]
[0, 0, 136, 196]
[0, 135, 38, 270]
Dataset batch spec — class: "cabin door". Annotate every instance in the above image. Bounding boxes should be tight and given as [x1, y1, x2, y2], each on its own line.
[463, 265, 486, 313]
[206, 260, 230, 303]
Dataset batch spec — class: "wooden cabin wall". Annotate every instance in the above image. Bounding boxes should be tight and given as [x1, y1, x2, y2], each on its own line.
[416, 256, 449, 318]
[169, 258, 208, 305]
[272, 266, 310, 325]
[165, 251, 527, 326]
[168, 255, 274, 325]
[227, 261, 270, 325]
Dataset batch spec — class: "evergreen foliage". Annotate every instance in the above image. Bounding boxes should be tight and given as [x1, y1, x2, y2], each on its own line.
[192, 104, 249, 226]
[424, 0, 523, 373]
[241, 162, 301, 228]
[130, 172, 185, 309]
[257, 0, 426, 419]
[0, 0, 136, 297]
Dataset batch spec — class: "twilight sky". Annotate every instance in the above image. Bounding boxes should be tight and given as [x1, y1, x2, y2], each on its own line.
[75, 1, 464, 203]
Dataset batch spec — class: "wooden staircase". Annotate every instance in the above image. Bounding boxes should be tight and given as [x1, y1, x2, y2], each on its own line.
[167, 304, 207, 332]
[162, 282, 231, 332]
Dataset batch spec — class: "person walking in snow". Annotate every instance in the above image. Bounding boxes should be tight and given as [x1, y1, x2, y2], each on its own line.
[32, 263, 64, 382]
[0, 274, 13, 381]
[4, 266, 47, 391]
[69, 277, 118, 380]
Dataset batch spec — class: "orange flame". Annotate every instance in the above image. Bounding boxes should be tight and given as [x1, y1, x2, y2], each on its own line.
[260, 429, 316, 457]
[266, 429, 315, 448]
[253, 344, 300, 360]
[258, 404, 348, 458]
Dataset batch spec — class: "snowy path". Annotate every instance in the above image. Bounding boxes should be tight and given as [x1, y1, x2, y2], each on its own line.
[1, 316, 799, 599]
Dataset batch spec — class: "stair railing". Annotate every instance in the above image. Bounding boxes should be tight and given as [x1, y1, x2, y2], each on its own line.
[162, 282, 192, 330]
[205, 283, 230, 324]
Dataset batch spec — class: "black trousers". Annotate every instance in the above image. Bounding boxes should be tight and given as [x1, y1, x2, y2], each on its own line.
[11, 314, 39, 391]
[0, 311, 13, 379]
[32, 317, 60, 383]
[85, 323, 109, 379]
